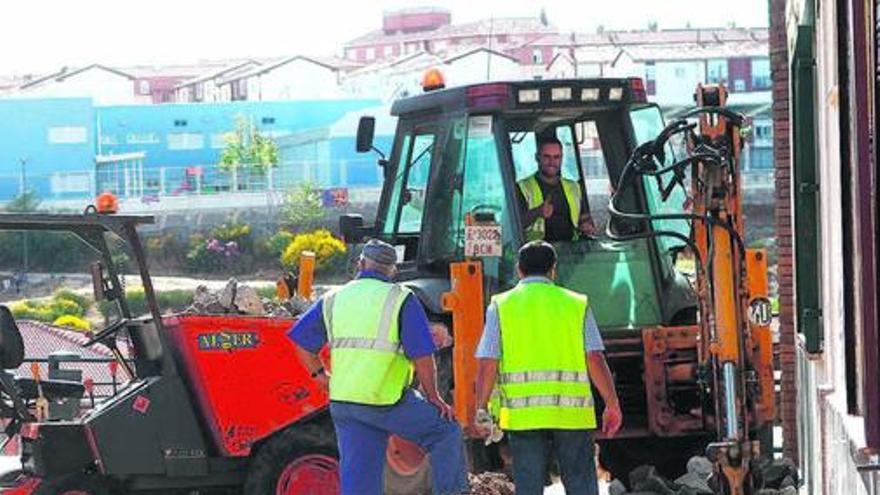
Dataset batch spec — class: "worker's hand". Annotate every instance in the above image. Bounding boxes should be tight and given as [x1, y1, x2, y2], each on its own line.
[601, 399, 623, 437]
[578, 215, 598, 236]
[473, 408, 493, 438]
[474, 408, 504, 445]
[540, 198, 554, 219]
[427, 394, 456, 422]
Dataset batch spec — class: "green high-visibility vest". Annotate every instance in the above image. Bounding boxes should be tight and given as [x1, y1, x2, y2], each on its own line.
[494, 282, 596, 430]
[322, 278, 413, 405]
[517, 174, 581, 241]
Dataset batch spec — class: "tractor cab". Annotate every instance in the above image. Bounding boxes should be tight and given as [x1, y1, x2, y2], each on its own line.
[347, 78, 696, 330]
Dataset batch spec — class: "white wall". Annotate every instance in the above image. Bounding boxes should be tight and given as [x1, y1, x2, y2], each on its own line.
[654, 60, 706, 106]
[254, 59, 344, 101]
[445, 52, 522, 85]
[18, 69, 138, 106]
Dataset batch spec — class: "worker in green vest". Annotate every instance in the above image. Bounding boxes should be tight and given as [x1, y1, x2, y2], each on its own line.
[473, 240, 622, 495]
[290, 239, 468, 495]
[517, 135, 598, 242]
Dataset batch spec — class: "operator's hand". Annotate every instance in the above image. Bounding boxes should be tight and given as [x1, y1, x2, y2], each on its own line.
[578, 215, 598, 236]
[540, 198, 554, 219]
[428, 394, 456, 422]
[602, 398, 623, 437]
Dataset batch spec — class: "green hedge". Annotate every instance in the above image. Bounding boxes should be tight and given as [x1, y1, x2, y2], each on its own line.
[97, 288, 195, 319]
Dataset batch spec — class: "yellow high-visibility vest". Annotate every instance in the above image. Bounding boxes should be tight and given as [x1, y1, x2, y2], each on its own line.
[493, 281, 596, 430]
[517, 174, 581, 241]
[322, 278, 413, 405]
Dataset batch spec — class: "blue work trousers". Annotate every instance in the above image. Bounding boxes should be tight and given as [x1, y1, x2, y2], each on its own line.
[508, 429, 599, 495]
[329, 389, 469, 495]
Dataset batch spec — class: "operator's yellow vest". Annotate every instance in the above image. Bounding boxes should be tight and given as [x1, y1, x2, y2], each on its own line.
[322, 278, 413, 405]
[493, 282, 596, 430]
[517, 174, 581, 241]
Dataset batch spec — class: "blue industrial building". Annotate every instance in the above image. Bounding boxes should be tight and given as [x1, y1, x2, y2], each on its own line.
[0, 98, 389, 204]
[0, 98, 96, 202]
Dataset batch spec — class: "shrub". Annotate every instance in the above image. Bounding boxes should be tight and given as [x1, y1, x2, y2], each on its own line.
[53, 315, 91, 332]
[185, 222, 254, 274]
[281, 230, 346, 274]
[98, 288, 195, 319]
[11, 298, 84, 322]
[53, 289, 91, 313]
[266, 231, 296, 258]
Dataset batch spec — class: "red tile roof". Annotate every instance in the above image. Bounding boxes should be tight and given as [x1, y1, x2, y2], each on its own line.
[346, 17, 556, 47]
[13, 321, 131, 398]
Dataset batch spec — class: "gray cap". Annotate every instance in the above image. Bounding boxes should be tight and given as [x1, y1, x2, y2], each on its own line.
[361, 238, 397, 266]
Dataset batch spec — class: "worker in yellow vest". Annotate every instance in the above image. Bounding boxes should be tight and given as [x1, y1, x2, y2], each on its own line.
[473, 241, 622, 495]
[290, 239, 468, 495]
[517, 135, 598, 242]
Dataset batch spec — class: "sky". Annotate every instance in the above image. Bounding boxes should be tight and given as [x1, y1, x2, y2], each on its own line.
[1, 0, 770, 75]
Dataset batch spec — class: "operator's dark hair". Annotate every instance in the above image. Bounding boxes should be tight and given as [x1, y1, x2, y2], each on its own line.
[517, 241, 557, 276]
[536, 134, 563, 153]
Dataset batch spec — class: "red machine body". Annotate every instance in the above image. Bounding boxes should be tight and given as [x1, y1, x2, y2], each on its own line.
[164, 315, 329, 456]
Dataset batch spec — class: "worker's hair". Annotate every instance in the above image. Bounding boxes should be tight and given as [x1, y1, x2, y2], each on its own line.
[536, 134, 563, 153]
[517, 241, 557, 276]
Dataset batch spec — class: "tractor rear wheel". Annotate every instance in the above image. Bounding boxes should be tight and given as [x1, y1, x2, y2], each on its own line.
[32, 473, 113, 495]
[244, 419, 339, 495]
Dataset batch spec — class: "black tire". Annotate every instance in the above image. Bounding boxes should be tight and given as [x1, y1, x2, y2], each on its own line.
[32, 473, 113, 495]
[244, 418, 339, 495]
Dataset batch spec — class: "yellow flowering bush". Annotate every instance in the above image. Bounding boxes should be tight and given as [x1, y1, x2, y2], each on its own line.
[281, 229, 346, 273]
[53, 315, 91, 332]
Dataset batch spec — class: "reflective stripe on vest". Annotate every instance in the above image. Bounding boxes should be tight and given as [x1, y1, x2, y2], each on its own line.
[500, 370, 589, 384]
[517, 174, 581, 241]
[494, 282, 596, 430]
[321, 279, 413, 405]
[502, 395, 594, 409]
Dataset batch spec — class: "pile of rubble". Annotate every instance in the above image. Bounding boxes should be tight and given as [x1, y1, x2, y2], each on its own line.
[184, 278, 314, 317]
[608, 456, 799, 495]
[467, 472, 515, 495]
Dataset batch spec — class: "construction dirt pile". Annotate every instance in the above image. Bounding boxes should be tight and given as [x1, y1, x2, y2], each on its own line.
[467, 472, 515, 495]
[608, 456, 799, 495]
[185, 278, 313, 317]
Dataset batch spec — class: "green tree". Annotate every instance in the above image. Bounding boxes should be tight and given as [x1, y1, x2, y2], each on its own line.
[218, 115, 279, 173]
[281, 182, 325, 231]
[4, 190, 41, 212]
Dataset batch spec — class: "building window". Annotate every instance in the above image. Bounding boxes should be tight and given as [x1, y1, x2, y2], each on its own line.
[167, 132, 205, 150]
[366, 47, 375, 60]
[261, 117, 276, 125]
[384, 45, 392, 57]
[126, 132, 160, 144]
[754, 121, 773, 140]
[733, 79, 746, 91]
[751, 58, 771, 90]
[707, 59, 728, 84]
[497, 34, 508, 43]
[138, 80, 151, 95]
[48, 126, 87, 144]
[645, 61, 657, 95]
[748, 148, 773, 169]
[532, 49, 543, 65]
[174, 119, 188, 127]
[674, 66, 686, 77]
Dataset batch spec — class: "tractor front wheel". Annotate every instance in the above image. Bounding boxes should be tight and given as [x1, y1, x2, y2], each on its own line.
[244, 419, 339, 495]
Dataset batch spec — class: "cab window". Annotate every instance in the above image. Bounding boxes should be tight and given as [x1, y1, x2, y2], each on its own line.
[382, 132, 435, 236]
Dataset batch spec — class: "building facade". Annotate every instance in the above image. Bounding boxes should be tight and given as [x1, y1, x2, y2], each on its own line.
[776, 0, 880, 493]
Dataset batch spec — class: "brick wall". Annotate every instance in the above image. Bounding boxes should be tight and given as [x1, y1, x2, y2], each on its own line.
[769, 0, 799, 462]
